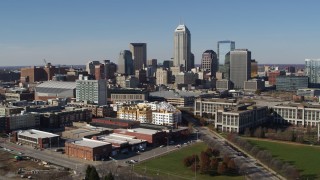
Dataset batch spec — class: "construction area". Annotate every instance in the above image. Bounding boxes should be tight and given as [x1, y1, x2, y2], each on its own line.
[0, 150, 73, 180]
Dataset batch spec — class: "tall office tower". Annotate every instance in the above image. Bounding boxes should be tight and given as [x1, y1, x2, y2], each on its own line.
[173, 24, 192, 71]
[94, 64, 105, 80]
[102, 60, 117, 80]
[129, 43, 147, 71]
[201, 50, 218, 77]
[118, 50, 134, 75]
[76, 77, 107, 105]
[217, 40, 235, 71]
[190, 53, 195, 70]
[229, 49, 251, 89]
[251, 59, 258, 78]
[147, 59, 157, 69]
[86, 61, 101, 75]
[305, 59, 320, 86]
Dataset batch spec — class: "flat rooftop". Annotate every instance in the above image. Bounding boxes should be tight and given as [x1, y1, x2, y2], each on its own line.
[18, 129, 60, 139]
[118, 128, 161, 135]
[97, 133, 146, 145]
[71, 138, 110, 148]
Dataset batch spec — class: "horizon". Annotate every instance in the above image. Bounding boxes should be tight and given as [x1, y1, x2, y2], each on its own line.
[1, 0, 319, 66]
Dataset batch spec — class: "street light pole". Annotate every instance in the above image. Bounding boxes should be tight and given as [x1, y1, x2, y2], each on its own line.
[317, 122, 320, 142]
[194, 156, 197, 180]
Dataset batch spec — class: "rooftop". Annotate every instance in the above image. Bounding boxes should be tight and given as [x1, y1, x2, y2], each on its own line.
[71, 138, 110, 148]
[18, 129, 59, 139]
[150, 90, 204, 99]
[118, 128, 161, 135]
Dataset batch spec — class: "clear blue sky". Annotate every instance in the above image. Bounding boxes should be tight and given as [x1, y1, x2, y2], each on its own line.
[0, 0, 319, 66]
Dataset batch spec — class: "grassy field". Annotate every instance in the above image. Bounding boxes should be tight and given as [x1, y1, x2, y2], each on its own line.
[248, 139, 320, 179]
[135, 142, 244, 180]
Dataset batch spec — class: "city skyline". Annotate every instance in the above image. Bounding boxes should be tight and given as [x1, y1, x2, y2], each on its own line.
[0, 0, 320, 66]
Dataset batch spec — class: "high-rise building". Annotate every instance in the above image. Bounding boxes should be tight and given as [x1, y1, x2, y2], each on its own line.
[102, 60, 117, 80]
[95, 64, 105, 80]
[229, 49, 251, 89]
[147, 59, 157, 69]
[251, 59, 258, 78]
[118, 50, 134, 75]
[217, 40, 235, 69]
[201, 50, 218, 77]
[305, 59, 320, 85]
[129, 43, 147, 71]
[86, 61, 101, 75]
[173, 24, 192, 71]
[76, 77, 107, 105]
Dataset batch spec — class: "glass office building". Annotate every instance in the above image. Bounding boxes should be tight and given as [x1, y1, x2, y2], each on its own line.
[305, 59, 320, 85]
[217, 40, 235, 66]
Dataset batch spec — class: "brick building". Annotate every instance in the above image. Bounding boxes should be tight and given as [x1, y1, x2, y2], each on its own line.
[91, 118, 140, 129]
[113, 128, 166, 145]
[15, 129, 60, 149]
[65, 138, 112, 161]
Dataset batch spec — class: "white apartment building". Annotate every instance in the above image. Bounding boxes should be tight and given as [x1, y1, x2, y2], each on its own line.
[76, 77, 107, 106]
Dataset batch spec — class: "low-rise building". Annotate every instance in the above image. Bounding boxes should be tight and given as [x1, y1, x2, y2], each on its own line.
[276, 76, 309, 91]
[273, 103, 320, 127]
[7, 112, 40, 131]
[216, 79, 232, 91]
[194, 98, 238, 118]
[65, 138, 112, 161]
[16, 129, 60, 148]
[91, 117, 140, 129]
[114, 128, 166, 145]
[244, 79, 265, 91]
[215, 105, 268, 133]
[108, 88, 149, 103]
[0, 106, 24, 116]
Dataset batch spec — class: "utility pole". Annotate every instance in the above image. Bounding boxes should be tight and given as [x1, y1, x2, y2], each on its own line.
[194, 156, 197, 180]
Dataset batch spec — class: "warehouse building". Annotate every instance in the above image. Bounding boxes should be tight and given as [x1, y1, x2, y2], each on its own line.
[114, 128, 166, 145]
[16, 129, 60, 149]
[35, 81, 76, 101]
[65, 138, 112, 161]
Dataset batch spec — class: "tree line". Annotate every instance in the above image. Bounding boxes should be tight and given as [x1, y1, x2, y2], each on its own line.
[227, 134, 300, 180]
[183, 147, 238, 176]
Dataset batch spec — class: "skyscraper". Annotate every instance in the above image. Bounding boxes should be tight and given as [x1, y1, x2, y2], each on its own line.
[173, 24, 192, 71]
[102, 60, 117, 80]
[129, 43, 147, 71]
[229, 49, 251, 89]
[86, 61, 100, 75]
[217, 40, 235, 69]
[118, 50, 134, 75]
[201, 50, 218, 77]
[305, 59, 320, 86]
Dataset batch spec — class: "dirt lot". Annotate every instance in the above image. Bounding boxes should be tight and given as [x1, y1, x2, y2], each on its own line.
[0, 150, 73, 179]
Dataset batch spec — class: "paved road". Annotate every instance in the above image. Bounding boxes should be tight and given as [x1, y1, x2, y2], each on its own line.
[195, 126, 281, 180]
[181, 112, 282, 180]
[1, 141, 90, 174]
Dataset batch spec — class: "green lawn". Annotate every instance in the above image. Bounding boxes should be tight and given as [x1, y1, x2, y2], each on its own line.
[135, 142, 244, 180]
[248, 139, 320, 179]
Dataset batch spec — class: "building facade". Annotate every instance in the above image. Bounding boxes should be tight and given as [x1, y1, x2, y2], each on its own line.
[118, 50, 134, 75]
[217, 40, 235, 70]
[276, 76, 309, 91]
[305, 59, 320, 86]
[201, 50, 218, 77]
[130, 43, 147, 71]
[76, 79, 107, 105]
[273, 103, 320, 127]
[194, 98, 239, 119]
[230, 49, 251, 89]
[216, 105, 268, 133]
[173, 24, 192, 71]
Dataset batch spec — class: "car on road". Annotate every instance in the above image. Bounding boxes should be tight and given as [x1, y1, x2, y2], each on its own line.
[130, 159, 138, 163]
[125, 160, 133, 164]
[159, 145, 165, 148]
